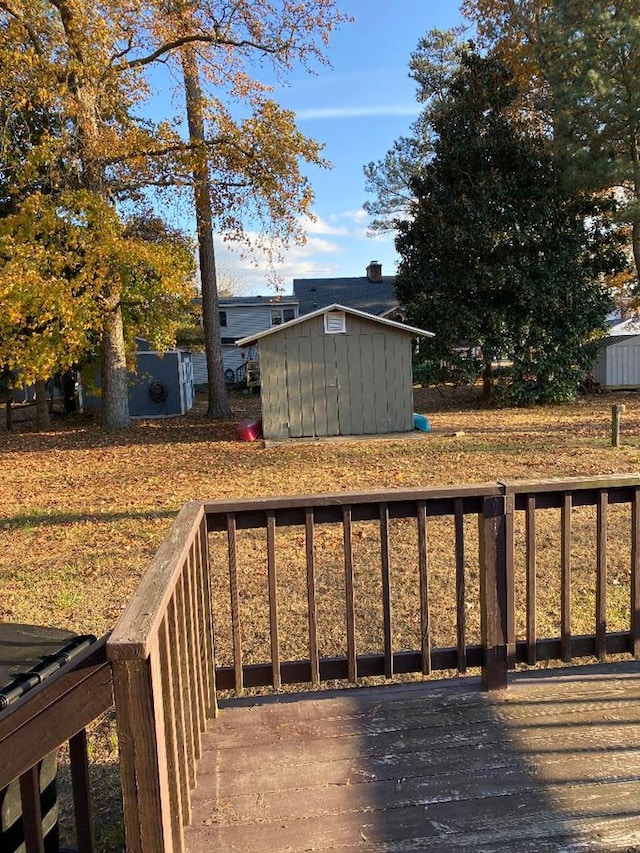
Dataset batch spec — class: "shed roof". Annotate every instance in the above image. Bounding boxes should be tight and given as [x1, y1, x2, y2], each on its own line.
[236, 304, 434, 347]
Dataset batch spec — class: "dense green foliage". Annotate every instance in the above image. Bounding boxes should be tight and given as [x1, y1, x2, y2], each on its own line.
[393, 52, 624, 404]
[463, 0, 640, 291]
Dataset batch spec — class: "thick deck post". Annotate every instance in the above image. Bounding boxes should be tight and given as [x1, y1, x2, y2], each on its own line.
[479, 495, 508, 691]
[111, 654, 179, 853]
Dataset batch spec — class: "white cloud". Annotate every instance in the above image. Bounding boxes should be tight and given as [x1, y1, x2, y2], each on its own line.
[295, 104, 421, 121]
[337, 208, 369, 225]
[207, 214, 397, 295]
[212, 232, 344, 294]
[303, 214, 349, 237]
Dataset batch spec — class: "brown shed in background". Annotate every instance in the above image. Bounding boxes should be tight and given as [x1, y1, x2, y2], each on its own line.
[236, 304, 434, 441]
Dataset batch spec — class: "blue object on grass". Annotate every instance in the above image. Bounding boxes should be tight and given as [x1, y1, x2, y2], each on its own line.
[413, 413, 431, 432]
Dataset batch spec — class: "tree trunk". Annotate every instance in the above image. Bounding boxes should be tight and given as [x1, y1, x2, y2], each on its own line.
[101, 304, 130, 429]
[35, 380, 50, 430]
[182, 47, 232, 419]
[72, 68, 131, 429]
[481, 360, 495, 404]
[632, 216, 640, 288]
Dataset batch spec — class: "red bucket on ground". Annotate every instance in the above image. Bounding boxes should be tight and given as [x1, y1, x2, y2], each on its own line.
[236, 418, 263, 441]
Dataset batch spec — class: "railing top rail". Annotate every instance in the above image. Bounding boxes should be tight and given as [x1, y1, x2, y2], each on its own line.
[499, 474, 640, 495]
[201, 483, 502, 517]
[107, 501, 205, 661]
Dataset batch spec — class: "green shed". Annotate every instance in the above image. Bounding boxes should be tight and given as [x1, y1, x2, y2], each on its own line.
[236, 304, 434, 441]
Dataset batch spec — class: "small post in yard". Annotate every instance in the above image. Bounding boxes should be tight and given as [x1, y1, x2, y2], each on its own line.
[611, 404, 626, 448]
[479, 495, 508, 691]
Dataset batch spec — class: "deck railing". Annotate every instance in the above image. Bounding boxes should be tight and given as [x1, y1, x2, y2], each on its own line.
[501, 476, 640, 666]
[0, 636, 113, 853]
[202, 483, 508, 689]
[107, 473, 640, 852]
[107, 502, 215, 853]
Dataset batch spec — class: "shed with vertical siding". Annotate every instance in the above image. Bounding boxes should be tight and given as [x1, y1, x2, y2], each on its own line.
[236, 304, 434, 441]
[593, 315, 640, 390]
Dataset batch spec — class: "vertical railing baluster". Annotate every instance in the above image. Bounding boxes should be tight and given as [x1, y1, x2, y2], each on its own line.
[526, 494, 537, 665]
[504, 492, 516, 669]
[632, 487, 640, 658]
[561, 492, 572, 663]
[69, 729, 96, 853]
[175, 575, 197, 784]
[167, 595, 191, 824]
[342, 505, 357, 683]
[305, 508, 320, 686]
[186, 543, 206, 736]
[20, 764, 44, 853]
[197, 516, 217, 716]
[454, 498, 466, 674]
[179, 568, 202, 762]
[227, 513, 243, 695]
[158, 614, 185, 851]
[417, 500, 431, 676]
[267, 510, 281, 689]
[379, 503, 393, 679]
[148, 634, 178, 852]
[596, 489, 608, 661]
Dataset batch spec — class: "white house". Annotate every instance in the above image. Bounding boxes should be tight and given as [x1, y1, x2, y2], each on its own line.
[191, 295, 299, 386]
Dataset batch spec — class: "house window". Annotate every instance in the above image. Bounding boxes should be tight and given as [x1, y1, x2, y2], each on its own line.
[270, 307, 296, 326]
[219, 311, 227, 327]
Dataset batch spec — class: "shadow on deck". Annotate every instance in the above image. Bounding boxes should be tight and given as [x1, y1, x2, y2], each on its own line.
[186, 664, 640, 852]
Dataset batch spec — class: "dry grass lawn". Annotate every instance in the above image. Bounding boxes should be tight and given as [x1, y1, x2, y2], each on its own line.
[2, 384, 640, 638]
[3, 384, 640, 851]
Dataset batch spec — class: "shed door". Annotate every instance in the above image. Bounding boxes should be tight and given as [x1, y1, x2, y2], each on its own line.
[282, 335, 344, 437]
[284, 333, 386, 438]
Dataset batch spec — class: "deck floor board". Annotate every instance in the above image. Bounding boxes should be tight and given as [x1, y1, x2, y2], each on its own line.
[184, 662, 640, 851]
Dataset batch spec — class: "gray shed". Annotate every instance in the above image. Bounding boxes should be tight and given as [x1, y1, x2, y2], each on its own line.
[237, 304, 434, 441]
[593, 316, 640, 390]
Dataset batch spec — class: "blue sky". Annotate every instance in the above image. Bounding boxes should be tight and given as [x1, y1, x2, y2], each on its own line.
[192, 2, 467, 293]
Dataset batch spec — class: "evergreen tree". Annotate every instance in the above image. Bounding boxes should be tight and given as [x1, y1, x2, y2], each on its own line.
[395, 53, 623, 404]
[463, 0, 640, 290]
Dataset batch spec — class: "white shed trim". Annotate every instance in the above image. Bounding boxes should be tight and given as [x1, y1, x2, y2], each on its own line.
[235, 303, 434, 347]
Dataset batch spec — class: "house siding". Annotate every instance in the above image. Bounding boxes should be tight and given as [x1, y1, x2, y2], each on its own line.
[195, 300, 298, 385]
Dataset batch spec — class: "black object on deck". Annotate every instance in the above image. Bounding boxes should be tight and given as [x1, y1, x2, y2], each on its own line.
[0, 624, 96, 852]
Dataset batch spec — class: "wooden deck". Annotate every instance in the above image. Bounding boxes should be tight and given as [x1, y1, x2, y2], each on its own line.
[185, 663, 640, 852]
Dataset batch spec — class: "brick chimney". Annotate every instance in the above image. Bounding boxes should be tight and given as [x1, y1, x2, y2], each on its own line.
[366, 260, 382, 282]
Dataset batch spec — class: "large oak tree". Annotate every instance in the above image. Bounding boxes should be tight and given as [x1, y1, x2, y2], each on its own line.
[0, 0, 347, 426]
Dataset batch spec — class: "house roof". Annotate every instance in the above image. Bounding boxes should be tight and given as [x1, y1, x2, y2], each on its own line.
[605, 314, 640, 337]
[235, 304, 434, 347]
[599, 311, 640, 346]
[192, 295, 298, 309]
[293, 275, 398, 317]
